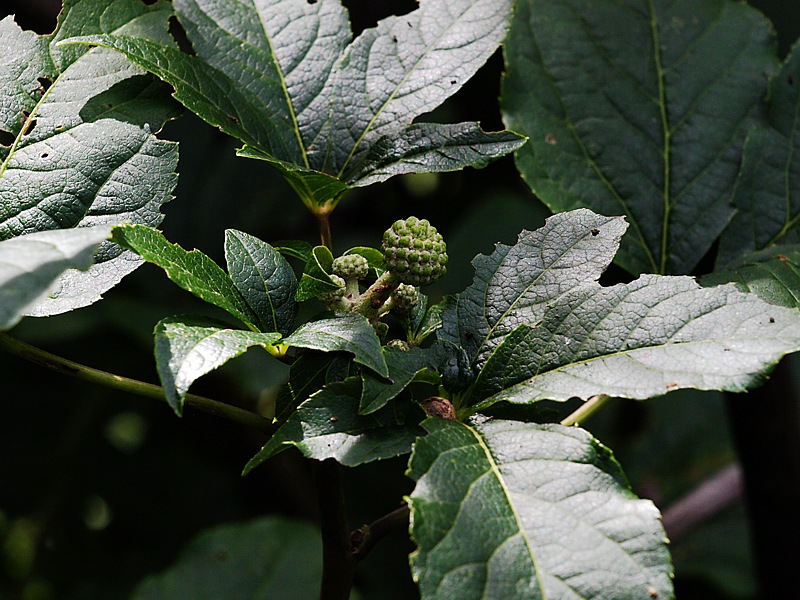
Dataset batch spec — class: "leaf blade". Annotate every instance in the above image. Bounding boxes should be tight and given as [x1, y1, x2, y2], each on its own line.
[408, 418, 673, 599]
[154, 316, 281, 415]
[502, 0, 777, 274]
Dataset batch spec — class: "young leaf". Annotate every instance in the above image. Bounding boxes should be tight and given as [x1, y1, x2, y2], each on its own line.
[155, 316, 281, 415]
[408, 418, 673, 600]
[224, 230, 298, 335]
[131, 517, 321, 600]
[282, 313, 389, 377]
[295, 245, 340, 302]
[65, 0, 518, 212]
[502, 0, 778, 275]
[445, 209, 800, 408]
[716, 43, 800, 267]
[112, 225, 259, 330]
[243, 378, 421, 472]
[0, 0, 181, 315]
[0, 225, 111, 330]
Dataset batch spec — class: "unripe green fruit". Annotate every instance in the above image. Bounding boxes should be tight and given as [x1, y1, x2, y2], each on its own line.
[332, 254, 369, 280]
[319, 274, 346, 304]
[391, 283, 418, 314]
[382, 217, 447, 286]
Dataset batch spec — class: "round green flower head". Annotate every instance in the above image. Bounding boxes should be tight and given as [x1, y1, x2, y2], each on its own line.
[382, 217, 447, 286]
[332, 254, 369, 280]
[391, 283, 418, 314]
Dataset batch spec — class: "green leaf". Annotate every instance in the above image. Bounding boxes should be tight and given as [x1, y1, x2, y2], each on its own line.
[154, 316, 281, 415]
[440, 209, 628, 369]
[408, 418, 673, 600]
[717, 42, 800, 267]
[224, 230, 297, 335]
[360, 346, 434, 415]
[272, 239, 313, 263]
[704, 246, 800, 308]
[0, 1, 181, 315]
[131, 516, 321, 600]
[295, 245, 339, 302]
[112, 225, 259, 329]
[282, 313, 388, 377]
[501, 0, 777, 275]
[443, 209, 800, 408]
[344, 122, 527, 187]
[65, 0, 517, 209]
[244, 378, 421, 472]
[471, 274, 800, 408]
[0, 225, 111, 330]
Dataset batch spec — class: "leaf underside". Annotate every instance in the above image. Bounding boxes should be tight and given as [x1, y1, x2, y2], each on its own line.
[0, 1, 181, 316]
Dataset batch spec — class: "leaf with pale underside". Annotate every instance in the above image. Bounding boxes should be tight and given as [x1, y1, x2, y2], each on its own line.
[64, 0, 519, 211]
[502, 0, 778, 275]
[0, 0, 181, 315]
[154, 316, 281, 415]
[440, 209, 800, 409]
[0, 226, 111, 330]
[408, 418, 674, 600]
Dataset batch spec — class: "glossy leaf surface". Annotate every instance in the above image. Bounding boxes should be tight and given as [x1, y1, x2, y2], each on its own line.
[154, 316, 281, 415]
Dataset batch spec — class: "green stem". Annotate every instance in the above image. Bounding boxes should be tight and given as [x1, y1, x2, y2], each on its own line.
[560, 394, 612, 427]
[0, 333, 276, 434]
[318, 212, 333, 250]
[349, 271, 398, 318]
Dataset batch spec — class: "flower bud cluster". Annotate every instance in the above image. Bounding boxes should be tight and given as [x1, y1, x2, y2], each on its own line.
[381, 217, 447, 286]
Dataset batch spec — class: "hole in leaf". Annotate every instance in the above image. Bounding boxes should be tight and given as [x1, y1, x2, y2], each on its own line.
[40, 152, 49, 159]
[307, 0, 318, 4]
[591, 228, 600, 236]
[21, 111, 36, 135]
[0, 129, 14, 146]
[37, 76, 52, 93]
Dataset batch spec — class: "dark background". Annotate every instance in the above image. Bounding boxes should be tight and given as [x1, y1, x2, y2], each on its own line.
[1, 1, 799, 599]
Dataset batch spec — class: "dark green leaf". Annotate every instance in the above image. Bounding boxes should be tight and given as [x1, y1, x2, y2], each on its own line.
[282, 313, 388, 377]
[704, 246, 800, 308]
[112, 225, 259, 329]
[0, 225, 111, 330]
[295, 245, 339, 302]
[0, 1, 180, 314]
[272, 239, 313, 263]
[131, 516, 321, 600]
[154, 315, 281, 415]
[360, 346, 434, 415]
[717, 43, 800, 267]
[502, 0, 777, 275]
[243, 378, 421, 471]
[224, 229, 297, 335]
[408, 418, 673, 599]
[344, 122, 526, 187]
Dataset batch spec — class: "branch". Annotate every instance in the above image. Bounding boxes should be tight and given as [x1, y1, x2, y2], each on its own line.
[350, 504, 410, 562]
[0, 332, 276, 434]
[312, 459, 355, 600]
[661, 463, 743, 543]
[561, 394, 611, 427]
